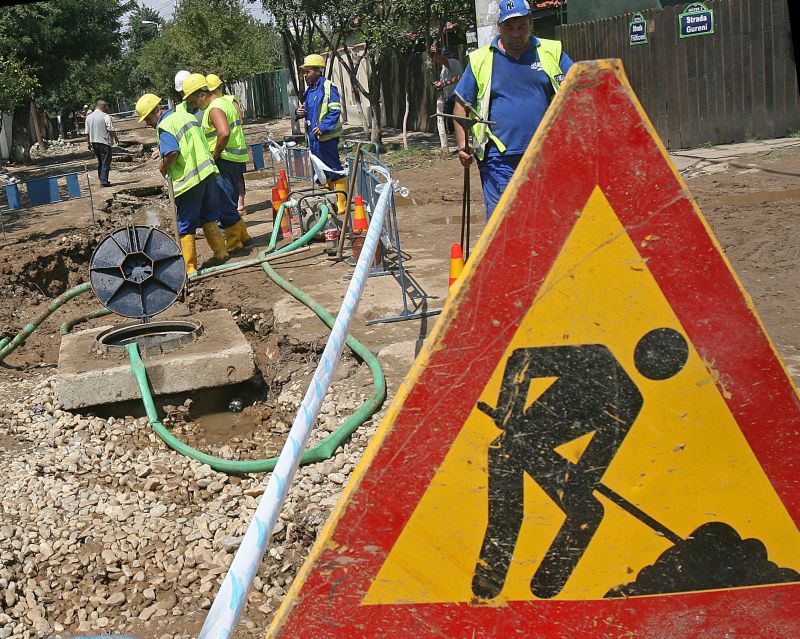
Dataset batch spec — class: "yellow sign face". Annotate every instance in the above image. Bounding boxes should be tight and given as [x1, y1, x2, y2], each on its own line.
[364, 187, 800, 604]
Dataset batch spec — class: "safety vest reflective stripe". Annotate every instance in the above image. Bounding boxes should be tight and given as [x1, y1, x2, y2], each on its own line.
[468, 38, 563, 161]
[317, 80, 343, 142]
[203, 96, 248, 163]
[175, 120, 199, 143]
[157, 111, 218, 197]
[173, 157, 216, 190]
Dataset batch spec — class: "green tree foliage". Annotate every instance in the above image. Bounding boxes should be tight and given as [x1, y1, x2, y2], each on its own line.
[126, 3, 164, 53]
[0, 0, 133, 160]
[134, 0, 282, 99]
[262, 0, 474, 143]
[0, 0, 132, 114]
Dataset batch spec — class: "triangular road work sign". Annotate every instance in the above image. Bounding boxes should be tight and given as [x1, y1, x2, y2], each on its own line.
[266, 60, 800, 638]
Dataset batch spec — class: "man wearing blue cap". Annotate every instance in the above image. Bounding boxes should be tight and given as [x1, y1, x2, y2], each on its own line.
[453, 0, 574, 219]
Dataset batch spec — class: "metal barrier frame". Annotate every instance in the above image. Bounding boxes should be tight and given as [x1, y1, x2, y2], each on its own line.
[353, 149, 442, 325]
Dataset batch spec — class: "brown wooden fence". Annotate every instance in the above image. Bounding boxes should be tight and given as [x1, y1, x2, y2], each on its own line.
[556, 0, 800, 149]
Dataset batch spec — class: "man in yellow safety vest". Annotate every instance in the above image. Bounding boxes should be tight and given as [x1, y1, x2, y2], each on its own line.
[183, 73, 251, 253]
[134, 93, 229, 275]
[295, 54, 348, 215]
[453, 0, 574, 219]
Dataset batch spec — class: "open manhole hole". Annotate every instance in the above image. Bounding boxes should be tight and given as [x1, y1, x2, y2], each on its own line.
[95, 320, 203, 356]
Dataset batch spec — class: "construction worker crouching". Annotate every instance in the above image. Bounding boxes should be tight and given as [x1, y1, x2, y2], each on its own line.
[184, 73, 251, 252]
[134, 92, 229, 275]
[296, 54, 348, 215]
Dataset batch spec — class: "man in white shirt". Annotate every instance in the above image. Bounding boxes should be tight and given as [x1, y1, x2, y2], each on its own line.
[84, 100, 119, 187]
[431, 44, 463, 147]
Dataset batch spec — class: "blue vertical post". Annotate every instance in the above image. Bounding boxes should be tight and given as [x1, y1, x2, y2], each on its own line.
[5, 184, 21, 210]
[249, 143, 265, 170]
[65, 173, 82, 199]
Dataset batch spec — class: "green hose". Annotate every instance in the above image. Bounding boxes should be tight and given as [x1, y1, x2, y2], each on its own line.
[0, 282, 92, 362]
[60, 308, 112, 336]
[126, 204, 385, 473]
[5, 203, 385, 474]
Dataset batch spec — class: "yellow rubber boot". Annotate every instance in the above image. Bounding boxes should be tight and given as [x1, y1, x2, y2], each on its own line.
[223, 221, 244, 252]
[201, 222, 230, 266]
[179, 234, 198, 275]
[332, 177, 348, 216]
[235, 218, 252, 246]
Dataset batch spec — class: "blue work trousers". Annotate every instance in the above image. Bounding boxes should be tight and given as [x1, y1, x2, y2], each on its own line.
[175, 174, 220, 236]
[308, 135, 343, 179]
[215, 158, 245, 228]
[477, 153, 523, 220]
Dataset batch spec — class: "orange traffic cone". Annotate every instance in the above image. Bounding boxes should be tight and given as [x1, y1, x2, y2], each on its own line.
[352, 196, 368, 233]
[277, 176, 288, 202]
[449, 243, 464, 288]
[279, 169, 288, 186]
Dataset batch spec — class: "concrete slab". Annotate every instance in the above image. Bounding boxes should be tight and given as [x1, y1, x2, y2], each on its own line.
[56, 309, 255, 410]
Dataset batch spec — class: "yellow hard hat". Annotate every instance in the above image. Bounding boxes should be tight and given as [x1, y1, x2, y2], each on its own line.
[182, 72, 208, 98]
[300, 54, 325, 69]
[206, 73, 223, 91]
[135, 93, 161, 122]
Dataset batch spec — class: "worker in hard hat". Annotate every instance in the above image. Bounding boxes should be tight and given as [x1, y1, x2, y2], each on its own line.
[184, 72, 251, 252]
[134, 92, 229, 275]
[206, 73, 248, 216]
[295, 54, 347, 215]
[151, 70, 195, 162]
[174, 70, 191, 114]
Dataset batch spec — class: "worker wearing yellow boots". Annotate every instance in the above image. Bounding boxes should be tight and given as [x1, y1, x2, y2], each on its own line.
[182, 73, 251, 253]
[134, 93, 229, 275]
[295, 54, 348, 215]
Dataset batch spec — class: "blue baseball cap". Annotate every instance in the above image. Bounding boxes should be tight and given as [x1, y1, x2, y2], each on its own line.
[498, 0, 531, 23]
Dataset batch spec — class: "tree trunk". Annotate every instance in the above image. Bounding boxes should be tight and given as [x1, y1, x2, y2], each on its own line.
[280, 32, 301, 136]
[402, 85, 410, 150]
[368, 97, 382, 147]
[30, 102, 45, 152]
[11, 104, 32, 163]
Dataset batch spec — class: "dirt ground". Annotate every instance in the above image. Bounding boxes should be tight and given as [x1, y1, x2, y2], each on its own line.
[1, 120, 798, 386]
[0, 116, 799, 637]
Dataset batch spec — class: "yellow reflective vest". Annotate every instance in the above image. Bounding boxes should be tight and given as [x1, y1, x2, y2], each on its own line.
[468, 38, 564, 161]
[202, 96, 248, 163]
[317, 80, 343, 142]
[157, 110, 218, 196]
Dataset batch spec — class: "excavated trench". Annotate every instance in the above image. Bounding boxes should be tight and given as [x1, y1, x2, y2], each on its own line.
[4, 186, 367, 465]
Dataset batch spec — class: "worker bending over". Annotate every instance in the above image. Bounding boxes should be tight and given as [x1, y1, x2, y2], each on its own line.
[183, 73, 251, 252]
[135, 93, 229, 275]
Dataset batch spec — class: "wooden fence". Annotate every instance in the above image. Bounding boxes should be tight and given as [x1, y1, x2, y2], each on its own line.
[556, 0, 800, 148]
[232, 69, 291, 120]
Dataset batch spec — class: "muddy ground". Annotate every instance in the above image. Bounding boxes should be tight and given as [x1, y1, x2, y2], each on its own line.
[0, 115, 798, 638]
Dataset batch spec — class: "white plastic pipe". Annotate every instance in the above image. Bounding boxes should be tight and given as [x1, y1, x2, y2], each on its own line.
[198, 176, 395, 639]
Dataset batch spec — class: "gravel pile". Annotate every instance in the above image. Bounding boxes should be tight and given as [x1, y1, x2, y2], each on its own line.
[0, 370, 381, 638]
[29, 140, 82, 159]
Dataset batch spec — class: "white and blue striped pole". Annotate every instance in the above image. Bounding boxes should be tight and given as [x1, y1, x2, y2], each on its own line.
[198, 173, 398, 639]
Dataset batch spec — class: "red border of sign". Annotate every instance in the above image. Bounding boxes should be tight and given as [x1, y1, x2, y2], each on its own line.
[269, 61, 800, 638]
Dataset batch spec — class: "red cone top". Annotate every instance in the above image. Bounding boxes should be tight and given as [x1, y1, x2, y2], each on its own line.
[450, 243, 463, 259]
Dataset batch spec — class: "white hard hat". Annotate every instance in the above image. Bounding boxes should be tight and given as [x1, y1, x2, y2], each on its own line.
[174, 70, 191, 92]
